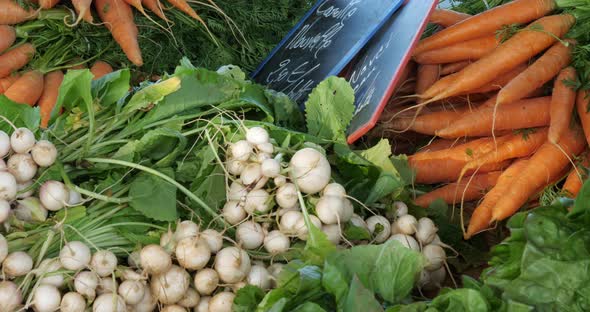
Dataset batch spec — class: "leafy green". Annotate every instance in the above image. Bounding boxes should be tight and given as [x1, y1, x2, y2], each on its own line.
[0, 96, 40, 133]
[91, 69, 131, 108]
[129, 169, 178, 221]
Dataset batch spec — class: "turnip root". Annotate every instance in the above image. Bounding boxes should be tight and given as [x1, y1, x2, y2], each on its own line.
[428, 266, 446, 289]
[0, 131, 10, 158]
[37, 258, 64, 287]
[261, 158, 280, 178]
[294, 215, 322, 241]
[246, 127, 269, 145]
[31, 140, 57, 167]
[241, 163, 262, 186]
[422, 244, 446, 271]
[195, 296, 210, 312]
[97, 277, 118, 295]
[0, 171, 17, 200]
[349, 214, 368, 230]
[209, 292, 235, 312]
[91, 250, 118, 277]
[151, 265, 190, 304]
[341, 199, 354, 222]
[227, 159, 246, 176]
[231, 281, 247, 292]
[222, 201, 246, 225]
[322, 224, 342, 245]
[322, 183, 346, 198]
[0, 234, 7, 263]
[289, 148, 331, 194]
[174, 220, 199, 241]
[247, 265, 271, 290]
[315, 195, 344, 225]
[236, 221, 265, 250]
[128, 251, 141, 268]
[229, 140, 252, 161]
[366, 216, 391, 243]
[10, 128, 35, 154]
[276, 183, 298, 209]
[388, 234, 420, 251]
[118, 280, 145, 305]
[415, 217, 438, 245]
[201, 229, 223, 253]
[60, 292, 86, 312]
[267, 263, 284, 288]
[161, 305, 186, 312]
[92, 293, 126, 312]
[7, 153, 37, 183]
[75, 271, 99, 299]
[140, 244, 171, 275]
[394, 214, 418, 235]
[177, 287, 199, 308]
[3, 251, 33, 277]
[14, 197, 47, 222]
[227, 181, 248, 201]
[194, 268, 218, 295]
[274, 175, 287, 187]
[32, 284, 61, 312]
[393, 201, 408, 217]
[175, 237, 211, 270]
[68, 188, 82, 206]
[60, 241, 91, 271]
[39, 180, 69, 211]
[214, 247, 251, 283]
[16, 180, 33, 199]
[257, 142, 274, 154]
[160, 229, 177, 253]
[0, 281, 21, 311]
[263, 230, 290, 254]
[244, 189, 270, 214]
[0, 199, 8, 223]
[131, 287, 157, 312]
[280, 211, 303, 235]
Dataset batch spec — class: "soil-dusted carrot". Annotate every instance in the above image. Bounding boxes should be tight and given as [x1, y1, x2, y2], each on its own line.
[465, 159, 529, 239]
[429, 9, 471, 27]
[389, 109, 467, 135]
[415, 171, 501, 208]
[412, 135, 512, 162]
[0, 26, 15, 54]
[414, 36, 499, 64]
[562, 151, 590, 197]
[167, 0, 204, 24]
[410, 157, 509, 184]
[492, 125, 586, 221]
[496, 40, 574, 107]
[465, 63, 527, 95]
[3, 70, 44, 106]
[423, 14, 575, 101]
[436, 96, 552, 138]
[441, 61, 471, 75]
[95, 0, 144, 66]
[577, 90, 590, 146]
[0, 73, 19, 94]
[71, 0, 93, 24]
[90, 61, 114, 80]
[39, 0, 59, 9]
[0, 0, 38, 24]
[0, 43, 35, 79]
[414, 0, 555, 54]
[548, 67, 577, 144]
[38, 71, 64, 128]
[142, 0, 167, 21]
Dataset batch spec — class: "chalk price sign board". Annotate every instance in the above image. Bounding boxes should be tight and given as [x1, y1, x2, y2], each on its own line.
[346, 0, 437, 143]
[250, 0, 404, 104]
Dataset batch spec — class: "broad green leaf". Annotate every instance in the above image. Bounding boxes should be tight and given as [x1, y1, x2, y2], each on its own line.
[0, 96, 40, 133]
[305, 76, 354, 142]
[234, 285, 266, 312]
[265, 89, 305, 130]
[429, 288, 489, 312]
[291, 302, 328, 312]
[129, 169, 177, 221]
[343, 222, 371, 241]
[135, 128, 187, 167]
[53, 69, 93, 119]
[256, 289, 289, 312]
[300, 198, 336, 266]
[360, 139, 395, 174]
[91, 69, 131, 107]
[343, 275, 383, 312]
[123, 77, 181, 113]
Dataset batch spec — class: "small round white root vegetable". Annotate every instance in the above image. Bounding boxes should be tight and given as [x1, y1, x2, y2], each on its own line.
[257, 142, 274, 154]
[222, 202, 246, 227]
[231, 281, 247, 293]
[7, 153, 37, 183]
[417, 269, 431, 289]
[37, 258, 64, 287]
[0, 199, 8, 223]
[227, 159, 246, 176]
[0, 281, 21, 311]
[0, 171, 17, 200]
[243, 189, 270, 214]
[68, 188, 82, 206]
[422, 244, 446, 271]
[294, 215, 322, 241]
[194, 268, 219, 296]
[140, 244, 171, 275]
[10, 128, 35, 154]
[388, 234, 420, 251]
[201, 229, 223, 254]
[118, 280, 145, 305]
[16, 180, 33, 199]
[128, 251, 141, 268]
[174, 220, 199, 241]
[229, 140, 253, 162]
[91, 250, 118, 277]
[236, 221, 265, 250]
[241, 163, 262, 186]
[415, 217, 438, 245]
[255, 153, 272, 163]
[276, 183, 298, 209]
[394, 214, 418, 235]
[120, 268, 143, 282]
[177, 287, 199, 308]
[0, 131, 10, 158]
[322, 224, 342, 245]
[60, 241, 91, 271]
[341, 199, 353, 222]
[247, 265, 271, 290]
[279, 210, 303, 235]
[160, 229, 177, 253]
[195, 296, 210, 312]
[227, 181, 248, 201]
[366, 215, 391, 243]
[175, 237, 211, 270]
[60, 292, 86, 312]
[393, 201, 408, 217]
[161, 305, 186, 312]
[3, 251, 33, 277]
[273, 175, 287, 187]
[151, 265, 190, 304]
[322, 183, 346, 198]
[92, 293, 126, 312]
[349, 214, 368, 230]
[263, 230, 290, 254]
[97, 277, 118, 295]
[0, 234, 7, 264]
[214, 247, 251, 284]
[39, 180, 69, 211]
[261, 158, 280, 178]
[428, 266, 446, 289]
[14, 196, 47, 222]
[209, 292, 235, 312]
[131, 287, 157, 312]
[31, 140, 57, 167]
[267, 263, 284, 288]
[75, 271, 99, 299]
[315, 195, 344, 225]
[32, 284, 61, 312]
[246, 127, 269, 145]
[289, 148, 331, 194]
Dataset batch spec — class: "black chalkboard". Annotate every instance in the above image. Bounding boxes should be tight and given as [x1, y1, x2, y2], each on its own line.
[250, 0, 404, 104]
[345, 0, 438, 143]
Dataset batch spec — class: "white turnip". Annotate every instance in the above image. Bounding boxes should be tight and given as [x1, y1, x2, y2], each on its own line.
[161, 305, 186, 312]
[175, 236, 211, 270]
[246, 127, 269, 145]
[31, 140, 57, 167]
[236, 221, 265, 250]
[160, 229, 177, 253]
[201, 229, 223, 253]
[209, 292, 235, 312]
[366, 215, 391, 243]
[422, 244, 446, 271]
[388, 234, 420, 251]
[174, 220, 199, 242]
[16, 180, 33, 199]
[394, 214, 418, 235]
[10, 128, 35, 154]
[429, 266, 446, 289]
[60, 241, 91, 271]
[14, 196, 47, 222]
[244, 189, 270, 214]
[3, 251, 33, 277]
[75, 271, 99, 299]
[227, 159, 246, 176]
[194, 268, 218, 296]
[261, 158, 280, 178]
[60, 292, 86, 312]
[276, 183, 298, 209]
[263, 230, 290, 254]
[255, 152, 272, 163]
[247, 265, 271, 290]
[229, 140, 252, 162]
[37, 258, 64, 287]
[7, 153, 37, 183]
[214, 246, 251, 283]
[0, 131, 10, 158]
[393, 201, 408, 217]
[273, 175, 287, 187]
[227, 181, 247, 201]
[267, 263, 284, 288]
[92, 293, 126, 312]
[177, 287, 199, 308]
[0, 199, 8, 223]
[118, 280, 145, 305]
[289, 148, 331, 194]
[140, 244, 171, 275]
[222, 201, 246, 225]
[322, 183, 346, 198]
[194, 296, 210, 312]
[131, 287, 157, 312]
[39, 180, 69, 211]
[128, 250, 141, 268]
[415, 217, 438, 245]
[68, 188, 82, 205]
[279, 210, 303, 235]
[0, 281, 21, 311]
[0, 171, 17, 200]
[91, 250, 118, 277]
[0, 234, 7, 263]
[231, 281, 247, 292]
[97, 277, 118, 295]
[241, 163, 262, 186]
[341, 199, 353, 222]
[315, 195, 344, 225]
[257, 142, 274, 154]
[349, 214, 368, 230]
[32, 284, 61, 312]
[294, 215, 322, 241]
[322, 224, 342, 245]
[151, 265, 190, 304]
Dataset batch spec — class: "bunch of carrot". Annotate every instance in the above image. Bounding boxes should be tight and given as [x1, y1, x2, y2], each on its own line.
[379, 0, 590, 239]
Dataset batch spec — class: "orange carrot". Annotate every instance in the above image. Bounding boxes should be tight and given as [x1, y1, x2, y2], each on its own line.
[429, 9, 471, 27]
[441, 61, 471, 75]
[577, 90, 590, 146]
[0, 0, 38, 24]
[411, 135, 512, 163]
[416, 65, 440, 95]
[90, 61, 114, 80]
[71, 0, 93, 24]
[0, 44, 35, 79]
[167, 0, 204, 23]
[0, 26, 15, 54]
[95, 0, 143, 66]
[414, 35, 499, 64]
[465, 159, 529, 239]
[39, 0, 59, 9]
[4, 70, 44, 106]
[436, 96, 551, 138]
[419, 72, 457, 99]
[418, 138, 471, 153]
[414, 0, 555, 54]
[492, 125, 586, 221]
[0, 73, 20, 94]
[389, 108, 468, 135]
[415, 171, 501, 208]
[38, 71, 64, 128]
[423, 14, 575, 100]
[465, 63, 527, 95]
[562, 151, 590, 197]
[410, 158, 509, 184]
[548, 67, 577, 144]
[142, 0, 167, 21]
[496, 40, 574, 106]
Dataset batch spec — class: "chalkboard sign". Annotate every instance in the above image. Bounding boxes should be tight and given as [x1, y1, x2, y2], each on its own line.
[345, 0, 438, 144]
[250, 0, 404, 104]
